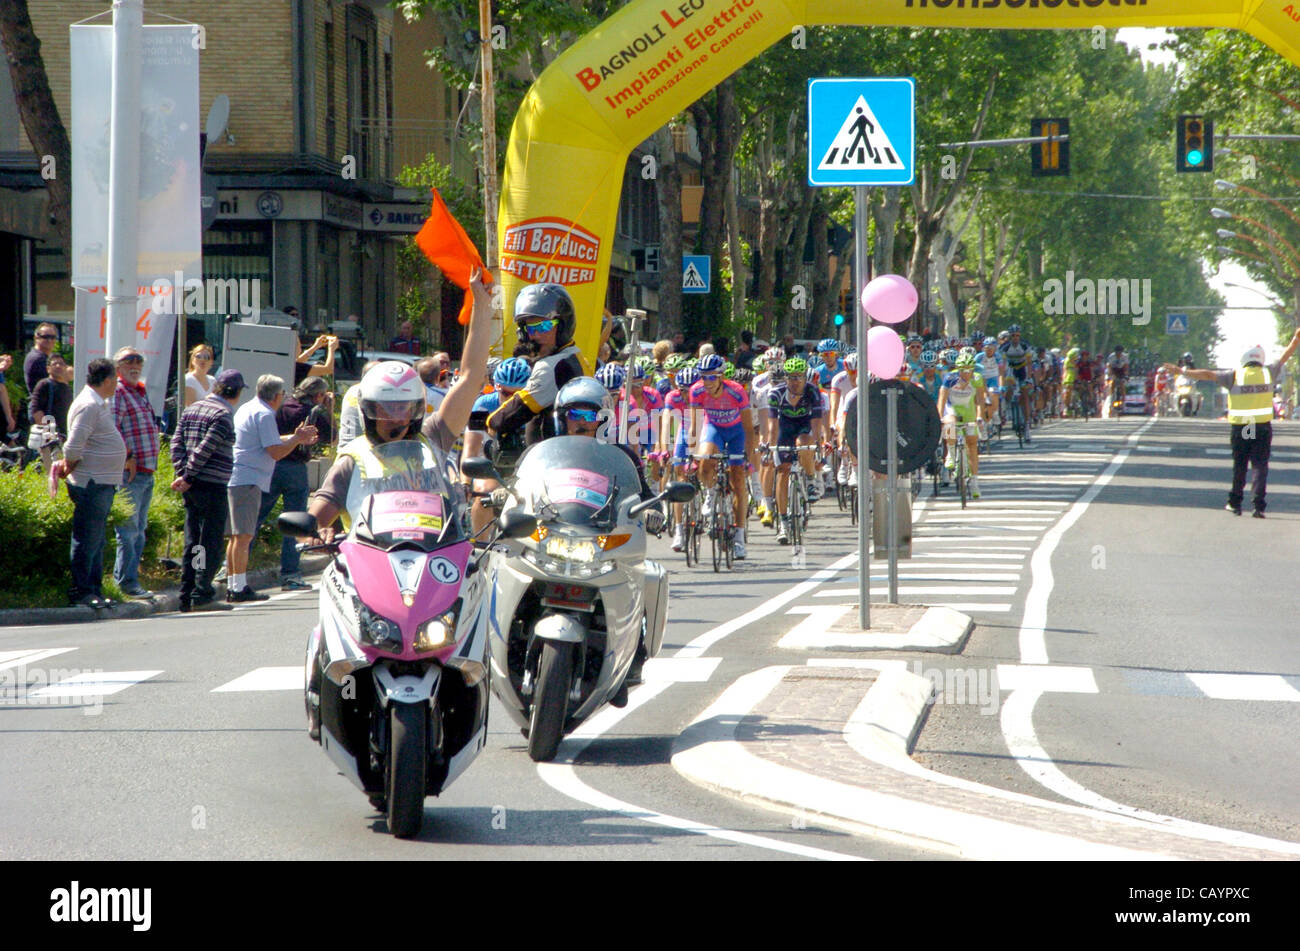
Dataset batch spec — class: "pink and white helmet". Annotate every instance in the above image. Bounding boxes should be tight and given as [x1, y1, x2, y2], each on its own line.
[360, 362, 426, 442]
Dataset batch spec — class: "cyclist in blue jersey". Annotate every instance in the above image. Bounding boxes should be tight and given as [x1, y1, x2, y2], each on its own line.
[465, 356, 530, 534]
[814, 338, 843, 388]
[999, 324, 1033, 443]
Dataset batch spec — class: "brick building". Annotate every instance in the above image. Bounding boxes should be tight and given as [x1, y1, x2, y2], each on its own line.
[0, 0, 474, 351]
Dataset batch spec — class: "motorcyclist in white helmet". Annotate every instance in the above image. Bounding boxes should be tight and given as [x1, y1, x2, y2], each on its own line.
[307, 271, 493, 541]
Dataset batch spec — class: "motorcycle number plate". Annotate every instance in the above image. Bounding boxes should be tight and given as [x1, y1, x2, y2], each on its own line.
[428, 556, 461, 584]
[541, 582, 596, 612]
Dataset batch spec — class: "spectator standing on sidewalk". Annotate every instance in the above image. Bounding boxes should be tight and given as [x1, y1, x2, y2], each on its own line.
[0, 353, 17, 434]
[226, 374, 317, 601]
[1162, 326, 1300, 518]
[30, 353, 73, 469]
[253, 375, 333, 590]
[24, 322, 59, 395]
[170, 370, 243, 612]
[61, 358, 127, 608]
[389, 320, 422, 356]
[110, 346, 161, 598]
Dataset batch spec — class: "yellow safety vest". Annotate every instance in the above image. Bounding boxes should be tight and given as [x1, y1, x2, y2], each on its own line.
[1226, 366, 1273, 424]
[338, 435, 442, 532]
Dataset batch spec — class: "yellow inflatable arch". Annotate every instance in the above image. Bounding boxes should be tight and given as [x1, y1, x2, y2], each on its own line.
[499, 0, 1298, 359]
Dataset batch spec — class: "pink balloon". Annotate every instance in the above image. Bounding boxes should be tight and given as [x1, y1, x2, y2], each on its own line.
[861, 274, 918, 324]
[866, 325, 905, 379]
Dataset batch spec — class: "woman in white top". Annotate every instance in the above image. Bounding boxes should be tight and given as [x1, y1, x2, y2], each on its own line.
[184, 344, 216, 406]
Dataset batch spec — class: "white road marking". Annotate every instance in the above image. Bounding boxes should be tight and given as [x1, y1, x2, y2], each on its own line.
[0, 648, 77, 673]
[919, 514, 1057, 522]
[1206, 448, 1230, 455]
[536, 550, 863, 860]
[675, 551, 860, 658]
[28, 670, 163, 699]
[996, 664, 1098, 693]
[1186, 673, 1300, 703]
[816, 585, 1017, 597]
[911, 535, 1047, 543]
[538, 679, 860, 861]
[640, 656, 723, 683]
[212, 666, 304, 692]
[1134, 445, 1172, 452]
[1018, 416, 1157, 665]
[1000, 688, 1300, 855]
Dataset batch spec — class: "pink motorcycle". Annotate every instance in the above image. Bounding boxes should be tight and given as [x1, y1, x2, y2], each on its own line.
[280, 441, 507, 837]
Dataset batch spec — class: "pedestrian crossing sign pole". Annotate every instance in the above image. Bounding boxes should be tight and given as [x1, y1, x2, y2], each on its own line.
[808, 78, 915, 630]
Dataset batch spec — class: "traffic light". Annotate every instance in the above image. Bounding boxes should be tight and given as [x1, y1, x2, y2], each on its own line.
[1177, 115, 1213, 172]
[834, 313, 845, 327]
[1031, 118, 1069, 176]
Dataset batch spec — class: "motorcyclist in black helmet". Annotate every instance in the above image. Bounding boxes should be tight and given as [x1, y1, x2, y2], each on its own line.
[487, 283, 589, 445]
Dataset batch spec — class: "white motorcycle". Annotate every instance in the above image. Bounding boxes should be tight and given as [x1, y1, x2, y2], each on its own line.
[467, 437, 693, 762]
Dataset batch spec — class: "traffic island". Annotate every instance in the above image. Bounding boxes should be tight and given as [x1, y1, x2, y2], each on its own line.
[778, 602, 974, 653]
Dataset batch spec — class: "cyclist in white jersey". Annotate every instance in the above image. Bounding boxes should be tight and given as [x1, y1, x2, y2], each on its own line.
[752, 348, 784, 527]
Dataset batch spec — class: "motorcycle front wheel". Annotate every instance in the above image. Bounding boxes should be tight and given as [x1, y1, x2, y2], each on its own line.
[386, 701, 428, 838]
[528, 641, 573, 762]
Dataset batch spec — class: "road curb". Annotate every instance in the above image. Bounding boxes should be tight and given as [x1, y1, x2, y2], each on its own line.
[0, 556, 325, 627]
[779, 603, 974, 652]
[673, 663, 1300, 860]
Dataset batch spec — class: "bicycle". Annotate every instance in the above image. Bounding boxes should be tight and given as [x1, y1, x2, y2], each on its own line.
[679, 467, 703, 567]
[1007, 380, 1025, 449]
[944, 419, 976, 509]
[702, 452, 737, 572]
[765, 443, 817, 547]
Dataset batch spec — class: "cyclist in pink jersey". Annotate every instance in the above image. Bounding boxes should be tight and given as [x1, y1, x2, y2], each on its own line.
[689, 353, 756, 559]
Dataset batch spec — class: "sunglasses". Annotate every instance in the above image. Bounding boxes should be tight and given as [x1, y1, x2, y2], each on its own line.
[36, 334, 57, 340]
[566, 408, 600, 423]
[699, 372, 721, 381]
[523, 318, 557, 335]
[118, 355, 144, 364]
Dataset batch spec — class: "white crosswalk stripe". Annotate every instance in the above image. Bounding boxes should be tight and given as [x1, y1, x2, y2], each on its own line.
[27, 670, 163, 699]
[212, 666, 303, 692]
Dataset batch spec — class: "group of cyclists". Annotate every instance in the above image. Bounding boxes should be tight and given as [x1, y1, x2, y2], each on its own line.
[444, 279, 1175, 564]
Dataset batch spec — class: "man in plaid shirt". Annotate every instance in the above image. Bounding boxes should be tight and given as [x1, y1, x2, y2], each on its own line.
[111, 347, 161, 598]
[170, 369, 244, 611]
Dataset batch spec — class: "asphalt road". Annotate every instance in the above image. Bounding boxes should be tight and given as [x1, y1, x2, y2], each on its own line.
[2, 415, 1295, 859]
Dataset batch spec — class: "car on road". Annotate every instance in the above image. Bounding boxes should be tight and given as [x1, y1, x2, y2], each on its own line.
[1122, 379, 1151, 415]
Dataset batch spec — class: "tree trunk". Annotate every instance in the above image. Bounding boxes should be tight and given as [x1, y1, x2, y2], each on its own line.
[687, 79, 739, 337]
[652, 125, 683, 337]
[810, 198, 831, 339]
[0, 0, 71, 247]
[725, 157, 746, 328]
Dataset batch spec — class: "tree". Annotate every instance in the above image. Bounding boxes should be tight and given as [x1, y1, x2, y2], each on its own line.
[0, 0, 71, 247]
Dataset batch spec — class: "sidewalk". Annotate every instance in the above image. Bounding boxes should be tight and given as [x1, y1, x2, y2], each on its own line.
[0, 552, 329, 627]
[672, 605, 1300, 861]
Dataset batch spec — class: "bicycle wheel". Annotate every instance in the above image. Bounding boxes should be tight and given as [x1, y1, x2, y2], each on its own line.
[1012, 399, 1024, 449]
[957, 443, 968, 509]
[688, 500, 701, 565]
[789, 489, 802, 548]
[723, 505, 734, 570]
[849, 484, 859, 526]
[710, 509, 723, 572]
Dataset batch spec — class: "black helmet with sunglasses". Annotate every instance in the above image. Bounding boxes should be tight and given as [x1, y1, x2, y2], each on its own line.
[514, 283, 576, 348]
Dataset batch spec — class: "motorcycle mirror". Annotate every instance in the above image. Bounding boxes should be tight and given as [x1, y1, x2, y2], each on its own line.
[461, 455, 500, 482]
[498, 507, 538, 540]
[277, 511, 319, 539]
[662, 481, 696, 504]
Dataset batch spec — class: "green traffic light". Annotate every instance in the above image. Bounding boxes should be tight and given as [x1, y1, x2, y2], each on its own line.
[1187, 149, 1204, 166]
[834, 313, 845, 326]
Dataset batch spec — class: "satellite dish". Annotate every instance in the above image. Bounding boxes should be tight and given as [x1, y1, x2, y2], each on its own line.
[205, 94, 230, 143]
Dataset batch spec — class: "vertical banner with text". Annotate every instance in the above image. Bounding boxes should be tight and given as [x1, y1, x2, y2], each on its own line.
[73, 286, 178, 416]
[70, 24, 201, 288]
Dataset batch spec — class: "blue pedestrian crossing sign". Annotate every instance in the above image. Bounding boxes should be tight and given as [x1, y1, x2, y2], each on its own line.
[1166, 312, 1189, 335]
[808, 78, 915, 187]
[682, 255, 710, 294]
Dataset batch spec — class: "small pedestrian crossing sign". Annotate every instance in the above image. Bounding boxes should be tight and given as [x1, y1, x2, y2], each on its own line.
[808, 78, 915, 187]
[1166, 312, 1188, 335]
[682, 255, 710, 294]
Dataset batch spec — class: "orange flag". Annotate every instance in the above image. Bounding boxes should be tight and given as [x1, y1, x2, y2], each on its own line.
[414, 187, 492, 326]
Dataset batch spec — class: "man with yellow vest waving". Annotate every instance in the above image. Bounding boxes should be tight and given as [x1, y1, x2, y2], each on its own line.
[1164, 326, 1300, 518]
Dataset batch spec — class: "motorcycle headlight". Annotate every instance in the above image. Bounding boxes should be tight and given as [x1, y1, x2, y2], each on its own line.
[544, 535, 597, 564]
[356, 603, 402, 650]
[522, 532, 615, 579]
[414, 608, 458, 653]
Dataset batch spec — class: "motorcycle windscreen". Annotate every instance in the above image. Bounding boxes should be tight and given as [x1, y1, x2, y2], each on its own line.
[512, 436, 641, 528]
[352, 440, 466, 549]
